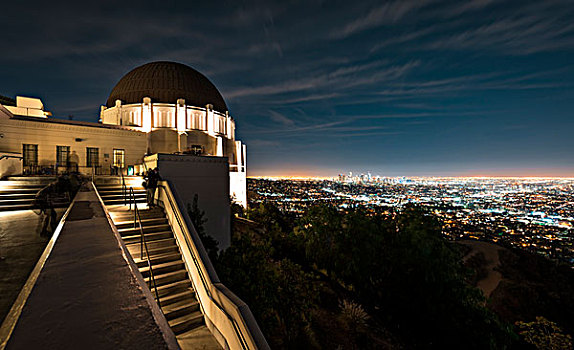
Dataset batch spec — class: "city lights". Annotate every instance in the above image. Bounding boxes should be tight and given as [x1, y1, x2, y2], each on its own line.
[249, 176, 574, 265]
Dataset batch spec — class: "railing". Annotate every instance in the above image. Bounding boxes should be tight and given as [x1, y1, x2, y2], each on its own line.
[128, 187, 161, 308]
[156, 182, 269, 350]
[22, 164, 122, 176]
[121, 172, 126, 206]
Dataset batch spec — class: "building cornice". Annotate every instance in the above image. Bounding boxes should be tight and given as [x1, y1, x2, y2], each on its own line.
[0, 117, 146, 137]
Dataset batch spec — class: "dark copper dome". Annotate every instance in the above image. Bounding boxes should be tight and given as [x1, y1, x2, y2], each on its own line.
[106, 61, 228, 112]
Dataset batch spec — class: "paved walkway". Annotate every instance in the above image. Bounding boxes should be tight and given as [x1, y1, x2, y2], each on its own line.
[4, 186, 179, 349]
[0, 209, 64, 324]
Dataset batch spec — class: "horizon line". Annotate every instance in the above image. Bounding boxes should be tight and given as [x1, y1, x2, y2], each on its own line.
[248, 175, 574, 180]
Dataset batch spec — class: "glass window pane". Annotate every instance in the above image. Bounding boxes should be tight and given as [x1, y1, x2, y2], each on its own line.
[86, 147, 99, 167]
[56, 146, 70, 166]
[23, 144, 38, 166]
[113, 149, 125, 168]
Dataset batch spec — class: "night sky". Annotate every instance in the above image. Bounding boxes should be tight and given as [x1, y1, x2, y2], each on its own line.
[1, 1, 573, 177]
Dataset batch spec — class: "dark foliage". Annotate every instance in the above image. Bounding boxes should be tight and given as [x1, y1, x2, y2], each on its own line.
[465, 251, 490, 285]
[217, 232, 318, 348]
[187, 194, 219, 261]
[489, 248, 574, 338]
[217, 203, 517, 349]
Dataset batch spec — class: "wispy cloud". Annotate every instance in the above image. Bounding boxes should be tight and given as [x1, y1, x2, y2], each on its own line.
[443, 0, 497, 17]
[278, 93, 342, 104]
[425, 15, 574, 54]
[332, 1, 430, 39]
[268, 110, 295, 126]
[227, 60, 419, 98]
[370, 27, 437, 53]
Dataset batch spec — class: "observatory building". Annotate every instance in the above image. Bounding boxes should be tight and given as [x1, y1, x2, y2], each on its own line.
[0, 61, 247, 207]
[0, 63, 267, 349]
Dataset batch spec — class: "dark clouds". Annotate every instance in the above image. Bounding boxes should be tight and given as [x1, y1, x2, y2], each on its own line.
[1, 0, 573, 176]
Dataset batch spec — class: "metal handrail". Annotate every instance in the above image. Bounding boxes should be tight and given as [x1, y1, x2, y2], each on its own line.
[157, 184, 252, 349]
[128, 187, 161, 308]
[120, 172, 126, 206]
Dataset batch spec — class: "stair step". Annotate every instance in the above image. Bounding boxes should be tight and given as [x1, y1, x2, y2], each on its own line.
[100, 193, 146, 199]
[0, 186, 46, 191]
[159, 289, 195, 307]
[104, 198, 146, 205]
[127, 238, 176, 254]
[0, 198, 37, 204]
[145, 269, 187, 287]
[123, 231, 173, 245]
[134, 252, 182, 268]
[162, 299, 200, 320]
[139, 259, 184, 278]
[118, 224, 171, 235]
[0, 204, 32, 211]
[111, 211, 165, 222]
[128, 243, 179, 258]
[115, 217, 168, 229]
[155, 279, 192, 298]
[96, 184, 144, 188]
[97, 190, 145, 195]
[0, 193, 37, 199]
[169, 311, 204, 335]
[98, 188, 145, 193]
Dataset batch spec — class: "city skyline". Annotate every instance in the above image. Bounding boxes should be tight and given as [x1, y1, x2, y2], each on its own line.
[1, 0, 573, 177]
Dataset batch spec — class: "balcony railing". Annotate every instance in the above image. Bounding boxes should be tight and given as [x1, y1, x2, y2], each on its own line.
[22, 165, 124, 176]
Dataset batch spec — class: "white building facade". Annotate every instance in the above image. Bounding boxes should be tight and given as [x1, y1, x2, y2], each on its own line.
[0, 61, 247, 207]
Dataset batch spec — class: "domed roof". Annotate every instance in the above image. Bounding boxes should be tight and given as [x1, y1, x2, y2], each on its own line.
[106, 61, 228, 112]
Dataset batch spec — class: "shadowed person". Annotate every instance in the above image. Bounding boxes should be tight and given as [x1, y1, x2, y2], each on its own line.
[143, 168, 160, 208]
[34, 184, 57, 236]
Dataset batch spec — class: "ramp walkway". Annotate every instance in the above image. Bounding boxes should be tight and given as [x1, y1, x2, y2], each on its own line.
[0, 183, 179, 349]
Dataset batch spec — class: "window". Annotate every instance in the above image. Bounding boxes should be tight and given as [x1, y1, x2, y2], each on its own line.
[113, 149, 125, 168]
[23, 144, 38, 166]
[56, 146, 70, 167]
[190, 145, 203, 156]
[127, 110, 141, 126]
[86, 147, 99, 167]
[156, 111, 165, 127]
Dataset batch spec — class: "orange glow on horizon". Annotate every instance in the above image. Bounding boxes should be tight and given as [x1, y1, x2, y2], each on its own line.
[249, 175, 335, 180]
[248, 166, 574, 180]
[248, 173, 574, 180]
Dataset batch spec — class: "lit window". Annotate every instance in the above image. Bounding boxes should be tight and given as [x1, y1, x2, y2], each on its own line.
[113, 149, 125, 168]
[190, 145, 203, 156]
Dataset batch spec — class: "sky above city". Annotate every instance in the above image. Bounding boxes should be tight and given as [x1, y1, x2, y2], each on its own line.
[1, 0, 573, 177]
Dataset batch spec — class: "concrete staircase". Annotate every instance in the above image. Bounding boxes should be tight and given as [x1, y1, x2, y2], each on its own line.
[109, 206, 206, 336]
[0, 176, 66, 211]
[96, 184, 146, 206]
[94, 178, 207, 339]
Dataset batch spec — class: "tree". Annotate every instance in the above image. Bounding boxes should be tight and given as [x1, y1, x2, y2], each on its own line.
[187, 194, 219, 261]
[297, 204, 516, 348]
[516, 317, 573, 349]
[217, 232, 318, 348]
